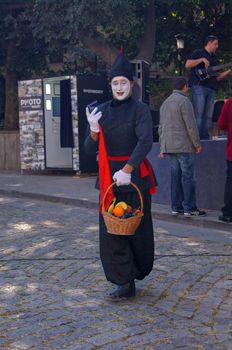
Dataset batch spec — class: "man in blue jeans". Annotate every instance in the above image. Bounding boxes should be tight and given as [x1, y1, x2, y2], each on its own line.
[185, 35, 231, 140]
[159, 77, 206, 216]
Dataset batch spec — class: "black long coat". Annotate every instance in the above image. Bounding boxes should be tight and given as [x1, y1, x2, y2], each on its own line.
[84, 97, 155, 285]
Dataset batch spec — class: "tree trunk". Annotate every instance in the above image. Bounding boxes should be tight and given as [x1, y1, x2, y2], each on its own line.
[80, 0, 156, 66]
[4, 40, 19, 130]
[80, 33, 118, 66]
[136, 0, 156, 63]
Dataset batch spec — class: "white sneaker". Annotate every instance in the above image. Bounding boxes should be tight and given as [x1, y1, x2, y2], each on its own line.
[171, 209, 184, 215]
[172, 210, 179, 215]
[184, 212, 191, 217]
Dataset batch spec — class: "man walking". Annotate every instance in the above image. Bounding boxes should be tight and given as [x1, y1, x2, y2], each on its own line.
[159, 77, 206, 217]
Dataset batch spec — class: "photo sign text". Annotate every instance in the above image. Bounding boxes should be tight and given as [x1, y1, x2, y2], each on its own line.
[19, 96, 43, 111]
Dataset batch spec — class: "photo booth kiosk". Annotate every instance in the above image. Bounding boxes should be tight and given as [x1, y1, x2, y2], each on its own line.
[18, 74, 109, 174]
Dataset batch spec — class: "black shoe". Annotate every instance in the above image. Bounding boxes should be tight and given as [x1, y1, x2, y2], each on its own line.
[189, 209, 206, 216]
[109, 280, 136, 300]
[218, 215, 232, 223]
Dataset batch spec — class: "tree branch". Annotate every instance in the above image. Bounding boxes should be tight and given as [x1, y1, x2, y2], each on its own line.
[79, 32, 119, 66]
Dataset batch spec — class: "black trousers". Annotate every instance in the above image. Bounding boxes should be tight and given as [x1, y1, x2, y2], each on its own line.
[99, 190, 154, 285]
[222, 160, 232, 217]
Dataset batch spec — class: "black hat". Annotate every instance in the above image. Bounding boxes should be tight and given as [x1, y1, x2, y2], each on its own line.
[109, 53, 134, 81]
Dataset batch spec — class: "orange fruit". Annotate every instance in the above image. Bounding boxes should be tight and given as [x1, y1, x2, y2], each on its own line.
[112, 205, 125, 217]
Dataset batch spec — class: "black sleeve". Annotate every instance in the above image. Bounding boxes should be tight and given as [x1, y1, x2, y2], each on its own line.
[127, 103, 153, 169]
[84, 126, 98, 155]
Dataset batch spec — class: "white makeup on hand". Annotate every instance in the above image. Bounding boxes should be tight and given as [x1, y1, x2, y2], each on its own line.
[111, 76, 132, 101]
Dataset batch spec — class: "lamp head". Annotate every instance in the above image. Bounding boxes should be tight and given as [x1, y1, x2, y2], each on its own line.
[175, 34, 185, 49]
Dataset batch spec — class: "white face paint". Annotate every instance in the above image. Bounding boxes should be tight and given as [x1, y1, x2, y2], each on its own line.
[111, 76, 132, 100]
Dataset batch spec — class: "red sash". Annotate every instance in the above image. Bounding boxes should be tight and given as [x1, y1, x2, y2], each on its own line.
[98, 128, 114, 213]
[98, 128, 156, 213]
[108, 156, 157, 195]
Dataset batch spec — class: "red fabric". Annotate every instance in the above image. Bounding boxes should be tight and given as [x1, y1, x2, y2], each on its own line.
[108, 155, 129, 161]
[107, 155, 157, 194]
[142, 159, 157, 194]
[98, 128, 114, 213]
[218, 98, 232, 161]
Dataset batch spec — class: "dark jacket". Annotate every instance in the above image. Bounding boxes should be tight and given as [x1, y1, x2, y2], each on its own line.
[84, 97, 153, 191]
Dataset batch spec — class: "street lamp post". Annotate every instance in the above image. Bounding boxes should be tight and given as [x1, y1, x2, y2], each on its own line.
[175, 34, 185, 76]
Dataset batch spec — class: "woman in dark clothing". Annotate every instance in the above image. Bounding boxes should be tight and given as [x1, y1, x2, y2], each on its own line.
[84, 53, 155, 299]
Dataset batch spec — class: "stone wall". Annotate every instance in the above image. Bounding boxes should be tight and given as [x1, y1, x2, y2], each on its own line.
[70, 75, 79, 171]
[18, 79, 45, 171]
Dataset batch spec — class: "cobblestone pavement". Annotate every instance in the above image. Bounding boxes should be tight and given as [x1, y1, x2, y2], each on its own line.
[0, 195, 231, 350]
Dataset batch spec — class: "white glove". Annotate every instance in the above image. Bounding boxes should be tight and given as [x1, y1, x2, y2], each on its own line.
[86, 107, 102, 133]
[113, 170, 131, 186]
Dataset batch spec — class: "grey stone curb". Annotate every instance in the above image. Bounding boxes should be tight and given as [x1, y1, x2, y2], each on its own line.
[0, 189, 98, 210]
[151, 210, 231, 232]
[0, 188, 230, 232]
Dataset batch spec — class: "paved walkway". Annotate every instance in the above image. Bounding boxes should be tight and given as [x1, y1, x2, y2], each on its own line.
[0, 171, 230, 232]
[0, 194, 231, 350]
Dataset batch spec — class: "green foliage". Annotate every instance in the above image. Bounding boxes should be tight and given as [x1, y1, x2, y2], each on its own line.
[0, 1, 48, 78]
[0, 0, 151, 79]
[1, 0, 231, 79]
[150, 78, 173, 108]
[155, 0, 232, 70]
[28, 0, 149, 60]
[0, 0, 232, 123]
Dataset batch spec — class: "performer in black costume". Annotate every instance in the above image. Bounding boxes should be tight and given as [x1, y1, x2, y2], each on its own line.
[84, 53, 156, 299]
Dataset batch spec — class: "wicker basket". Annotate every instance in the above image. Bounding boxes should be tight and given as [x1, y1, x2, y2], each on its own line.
[102, 182, 144, 236]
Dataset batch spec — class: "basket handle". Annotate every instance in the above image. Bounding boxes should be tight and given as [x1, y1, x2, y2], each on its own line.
[102, 181, 144, 214]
